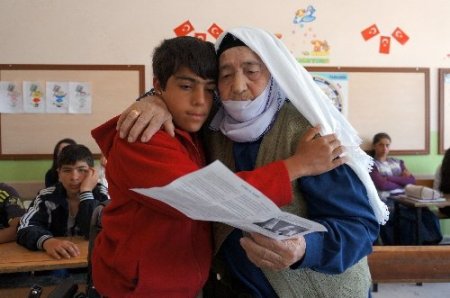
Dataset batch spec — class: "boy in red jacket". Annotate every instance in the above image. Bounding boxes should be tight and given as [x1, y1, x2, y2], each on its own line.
[91, 36, 218, 297]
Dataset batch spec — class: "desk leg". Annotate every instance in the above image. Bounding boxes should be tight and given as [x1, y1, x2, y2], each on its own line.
[416, 207, 423, 245]
[394, 201, 400, 244]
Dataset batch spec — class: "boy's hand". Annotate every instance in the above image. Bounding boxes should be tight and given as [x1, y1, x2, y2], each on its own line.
[80, 167, 99, 193]
[42, 238, 80, 260]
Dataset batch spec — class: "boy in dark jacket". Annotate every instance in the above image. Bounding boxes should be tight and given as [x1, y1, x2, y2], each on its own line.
[17, 144, 109, 259]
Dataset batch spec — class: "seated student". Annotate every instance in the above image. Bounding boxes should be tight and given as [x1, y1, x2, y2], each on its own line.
[45, 138, 77, 187]
[17, 144, 109, 259]
[90, 35, 344, 297]
[434, 148, 450, 216]
[0, 183, 25, 243]
[370, 132, 442, 245]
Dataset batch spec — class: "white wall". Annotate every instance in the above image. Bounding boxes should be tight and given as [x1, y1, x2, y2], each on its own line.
[1, 0, 450, 131]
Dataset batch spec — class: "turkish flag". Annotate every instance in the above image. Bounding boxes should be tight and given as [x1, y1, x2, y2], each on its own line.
[392, 27, 409, 45]
[174, 20, 195, 36]
[208, 23, 223, 39]
[379, 36, 391, 54]
[195, 33, 207, 41]
[361, 24, 380, 41]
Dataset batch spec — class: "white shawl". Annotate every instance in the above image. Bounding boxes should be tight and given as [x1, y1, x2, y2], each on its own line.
[216, 27, 389, 224]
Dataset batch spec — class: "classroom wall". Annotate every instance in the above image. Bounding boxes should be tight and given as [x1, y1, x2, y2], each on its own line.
[1, 0, 450, 182]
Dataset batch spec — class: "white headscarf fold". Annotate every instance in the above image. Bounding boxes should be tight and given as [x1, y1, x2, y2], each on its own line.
[216, 27, 389, 224]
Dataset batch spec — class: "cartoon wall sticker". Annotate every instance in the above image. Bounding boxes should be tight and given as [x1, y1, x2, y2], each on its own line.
[293, 5, 316, 27]
[291, 5, 330, 64]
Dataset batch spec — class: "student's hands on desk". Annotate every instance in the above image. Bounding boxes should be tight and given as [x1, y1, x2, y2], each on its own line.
[42, 238, 80, 260]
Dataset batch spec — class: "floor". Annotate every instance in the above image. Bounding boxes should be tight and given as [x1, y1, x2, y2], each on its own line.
[372, 282, 450, 298]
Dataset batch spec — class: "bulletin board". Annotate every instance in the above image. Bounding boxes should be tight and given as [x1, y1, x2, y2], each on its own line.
[0, 64, 145, 160]
[439, 68, 450, 154]
[307, 67, 430, 155]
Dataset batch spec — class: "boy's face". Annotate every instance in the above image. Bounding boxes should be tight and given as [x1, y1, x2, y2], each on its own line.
[156, 66, 216, 133]
[57, 161, 91, 197]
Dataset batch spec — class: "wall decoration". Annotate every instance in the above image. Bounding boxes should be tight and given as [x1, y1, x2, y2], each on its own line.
[68, 82, 92, 114]
[46, 82, 69, 113]
[311, 72, 348, 116]
[173, 20, 223, 41]
[0, 81, 23, 113]
[292, 5, 330, 64]
[23, 81, 45, 113]
[361, 24, 409, 54]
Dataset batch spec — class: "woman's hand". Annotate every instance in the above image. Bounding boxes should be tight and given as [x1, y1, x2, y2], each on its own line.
[117, 95, 174, 142]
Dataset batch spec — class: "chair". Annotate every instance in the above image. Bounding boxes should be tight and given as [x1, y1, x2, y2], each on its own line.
[34, 200, 110, 298]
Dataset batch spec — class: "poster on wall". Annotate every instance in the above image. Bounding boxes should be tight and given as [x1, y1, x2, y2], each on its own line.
[311, 72, 349, 116]
[46, 82, 69, 113]
[68, 82, 92, 114]
[0, 81, 23, 113]
[23, 81, 46, 113]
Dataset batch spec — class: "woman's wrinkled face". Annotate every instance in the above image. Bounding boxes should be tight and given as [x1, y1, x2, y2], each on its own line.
[218, 46, 270, 102]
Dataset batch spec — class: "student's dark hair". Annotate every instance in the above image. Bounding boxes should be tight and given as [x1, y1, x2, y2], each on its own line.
[51, 138, 77, 170]
[57, 144, 94, 168]
[439, 148, 450, 194]
[152, 36, 218, 90]
[367, 132, 391, 157]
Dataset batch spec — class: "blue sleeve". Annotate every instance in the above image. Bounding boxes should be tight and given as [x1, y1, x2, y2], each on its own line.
[295, 164, 379, 274]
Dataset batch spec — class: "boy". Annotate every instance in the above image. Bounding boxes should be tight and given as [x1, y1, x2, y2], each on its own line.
[17, 144, 109, 259]
[0, 183, 25, 243]
[91, 36, 218, 298]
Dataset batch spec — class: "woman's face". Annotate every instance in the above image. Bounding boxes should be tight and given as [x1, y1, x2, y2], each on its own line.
[374, 137, 391, 160]
[218, 46, 270, 102]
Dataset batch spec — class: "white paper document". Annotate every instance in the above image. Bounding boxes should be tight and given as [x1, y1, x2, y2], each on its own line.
[132, 160, 326, 240]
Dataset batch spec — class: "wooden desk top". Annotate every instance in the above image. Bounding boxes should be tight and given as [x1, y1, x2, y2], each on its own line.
[391, 194, 450, 208]
[0, 237, 88, 273]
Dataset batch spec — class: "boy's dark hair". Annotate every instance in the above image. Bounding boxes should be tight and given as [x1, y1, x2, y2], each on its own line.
[152, 36, 218, 90]
[51, 138, 77, 170]
[57, 144, 94, 168]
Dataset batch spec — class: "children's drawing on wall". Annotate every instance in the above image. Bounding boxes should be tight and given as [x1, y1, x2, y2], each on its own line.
[311, 72, 349, 117]
[290, 5, 330, 64]
[173, 20, 223, 42]
[0, 81, 23, 113]
[46, 82, 69, 113]
[23, 81, 45, 113]
[68, 82, 92, 114]
[361, 24, 409, 54]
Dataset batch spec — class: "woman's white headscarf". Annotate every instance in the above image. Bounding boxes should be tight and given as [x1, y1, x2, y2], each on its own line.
[215, 26, 389, 224]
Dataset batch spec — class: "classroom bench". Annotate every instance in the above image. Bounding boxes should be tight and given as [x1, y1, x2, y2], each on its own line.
[368, 245, 450, 284]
